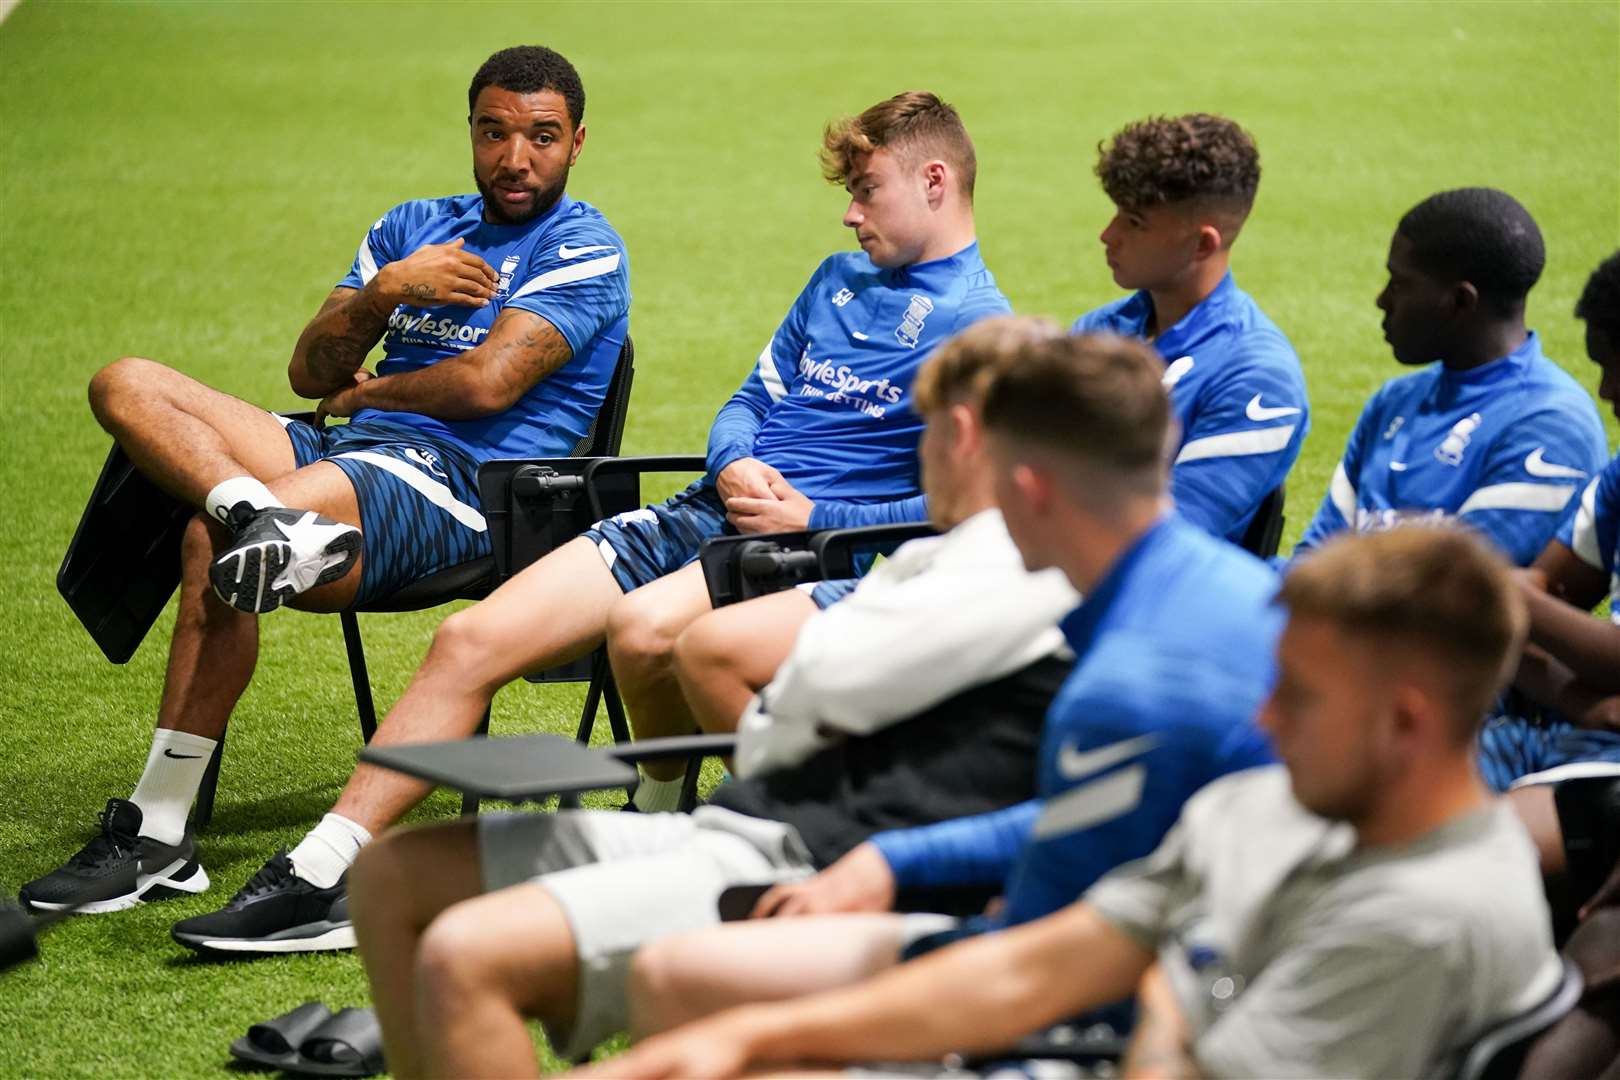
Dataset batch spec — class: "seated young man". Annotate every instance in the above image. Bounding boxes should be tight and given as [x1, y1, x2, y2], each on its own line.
[1293, 187, 1607, 565]
[607, 528, 1561, 1080]
[674, 111, 1309, 738]
[20, 45, 631, 914]
[1479, 251, 1620, 864]
[345, 316, 1079, 1075]
[139, 90, 1006, 954]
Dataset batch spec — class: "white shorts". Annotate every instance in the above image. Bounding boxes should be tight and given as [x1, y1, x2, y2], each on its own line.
[478, 805, 816, 1059]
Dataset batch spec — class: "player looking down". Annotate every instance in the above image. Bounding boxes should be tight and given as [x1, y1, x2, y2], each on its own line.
[22, 45, 631, 921]
[1294, 187, 1606, 563]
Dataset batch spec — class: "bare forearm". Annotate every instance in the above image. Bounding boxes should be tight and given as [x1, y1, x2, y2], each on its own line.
[733, 905, 1151, 1068]
[341, 354, 510, 420]
[1522, 588, 1620, 694]
[289, 284, 394, 397]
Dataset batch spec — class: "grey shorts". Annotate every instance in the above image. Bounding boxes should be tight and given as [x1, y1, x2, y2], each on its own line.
[478, 805, 816, 1059]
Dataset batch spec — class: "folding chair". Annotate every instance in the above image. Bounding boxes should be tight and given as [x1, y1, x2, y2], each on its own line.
[59, 337, 637, 828]
[1239, 483, 1285, 559]
[1453, 957, 1583, 1080]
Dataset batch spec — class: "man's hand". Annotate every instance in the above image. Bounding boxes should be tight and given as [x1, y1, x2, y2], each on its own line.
[314, 368, 375, 425]
[371, 237, 499, 309]
[569, 1017, 758, 1080]
[752, 842, 896, 918]
[716, 457, 785, 504]
[727, 474, 814, 534]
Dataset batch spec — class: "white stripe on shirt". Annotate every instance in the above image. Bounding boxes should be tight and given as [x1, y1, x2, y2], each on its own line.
[333, 451, 487, 532]
[1329, 460, 1356, 524]
[755, 340, 788, 402]
[1456, 481, 1577, 516]
[357, 235, 380, 285]
[1174, 424, 1296, 465]
[1570, 475, 1603, 569]
[508, 253, 621, 300]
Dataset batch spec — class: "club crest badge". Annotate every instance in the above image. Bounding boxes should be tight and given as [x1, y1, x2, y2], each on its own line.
[1434, 412, 1482, 467]
[895, 295, 934, 348]
[496, 254, 521, 298]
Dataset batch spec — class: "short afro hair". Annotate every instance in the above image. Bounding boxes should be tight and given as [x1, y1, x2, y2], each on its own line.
[469, 46, 585, 129]
[1575, 251, 1620, 343]
[1396, 188, 1544, 312]
[1095, 114, 1261, 218]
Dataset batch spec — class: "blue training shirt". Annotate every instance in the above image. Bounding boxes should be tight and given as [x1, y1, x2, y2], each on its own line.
[706, 242, 1010, 529]
[1561, 452, 1620, 624]
[1073, 272, 1309, 544]
[1294, 333, 1608, 566]
[336, 193, 631, 462]
[871, 514, 1280, 928]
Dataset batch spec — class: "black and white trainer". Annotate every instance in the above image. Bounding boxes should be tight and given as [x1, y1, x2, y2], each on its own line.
[170, 851, 353, 955]
[18, 798, 209, 914]
[208, 505, 362, 613]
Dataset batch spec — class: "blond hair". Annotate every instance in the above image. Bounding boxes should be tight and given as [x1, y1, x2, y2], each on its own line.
[912, 316, 1063, 414]
[1279, 527, 1528, 738]
[820, 91, 977, 198]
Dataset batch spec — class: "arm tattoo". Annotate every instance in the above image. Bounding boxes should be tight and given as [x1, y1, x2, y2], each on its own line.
[402, 282, 436, 302]
[291, 287, 390, 395]
[305, 325, 373, 386]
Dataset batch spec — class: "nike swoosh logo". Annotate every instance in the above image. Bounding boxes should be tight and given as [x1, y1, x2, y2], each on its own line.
[1524, 447, 1586, 479]
[1057, 733, 1159, 781]
[1389, 461, 1408, 471]
[1245, 394, 1302, 422]
[1161, 356, 1195, 389]
[162, 748, 203, 760]
[557, 243, 615, 260]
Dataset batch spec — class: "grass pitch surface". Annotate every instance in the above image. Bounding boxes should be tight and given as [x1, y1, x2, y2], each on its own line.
[1, 1, 1616, 1075]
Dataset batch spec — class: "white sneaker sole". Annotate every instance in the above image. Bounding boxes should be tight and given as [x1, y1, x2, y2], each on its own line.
[180, 924, 356, 954]
[27, 857, 210, 914]
[210, 515, 361, 613]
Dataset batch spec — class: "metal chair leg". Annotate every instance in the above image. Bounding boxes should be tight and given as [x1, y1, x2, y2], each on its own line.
[341, 610, 378, 743]
[191, 732, 226, 831]
[460, 706, 491, 817]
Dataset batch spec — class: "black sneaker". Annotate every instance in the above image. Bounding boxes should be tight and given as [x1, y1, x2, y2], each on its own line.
[19, 799, 209, 914]
[208, 505, 361, 613]
[170, 851, 353, 955]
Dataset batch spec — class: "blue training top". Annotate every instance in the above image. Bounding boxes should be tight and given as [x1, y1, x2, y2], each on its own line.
[872, 513, 1280, 928]
[1294, 332, 1607, 566]
[1561, 452, 1620, 624]
[1073, 272, 1309, 544]
[705, 242, 1009, 529]
[337, 193, 631, 462]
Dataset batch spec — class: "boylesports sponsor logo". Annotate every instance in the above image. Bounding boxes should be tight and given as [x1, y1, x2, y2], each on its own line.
[795, 348, 904, 418]
[387, 308, 491, 349]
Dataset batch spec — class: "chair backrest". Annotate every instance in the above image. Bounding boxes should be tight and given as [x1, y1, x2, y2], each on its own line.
[570, 336, 635, 457]
[1555, 772, 1620, 913]
[1453, 958, 1583, 1080]
[1240, 483, 1286, 559]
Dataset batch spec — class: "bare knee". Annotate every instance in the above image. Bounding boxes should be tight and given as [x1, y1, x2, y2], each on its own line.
[429, 606, 512, 690]
[673, 617, 733, 685]
[627, 933, 718, 1039]
[88, 356, 162, 430]
[415, 904, 504, 1010]
[606, 591, 685, 679]
[349, 834, 411, 931]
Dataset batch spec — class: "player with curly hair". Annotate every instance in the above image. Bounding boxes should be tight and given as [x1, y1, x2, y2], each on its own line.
[1074, 114, 1308, 546]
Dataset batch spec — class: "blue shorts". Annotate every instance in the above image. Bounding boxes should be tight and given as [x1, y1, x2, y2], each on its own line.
[279, 415, 489, 607]
[582, 481, 859, 610]
[1477, 714, 1620, 792]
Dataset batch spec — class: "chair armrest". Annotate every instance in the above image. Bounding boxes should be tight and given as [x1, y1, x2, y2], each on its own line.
[604, 732, 737, 765]
[579, 455, 708, 520]
[811, 522, 938, 579]
[699, 531, 819, 607]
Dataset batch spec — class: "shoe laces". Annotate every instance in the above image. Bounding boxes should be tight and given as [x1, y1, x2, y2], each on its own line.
[230, 855, 296, 905]
[69, 806, 139, 870]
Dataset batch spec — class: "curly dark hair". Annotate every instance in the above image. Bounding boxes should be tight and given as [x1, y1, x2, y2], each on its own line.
[1575, 251, 1620, 342]
[1397, 188, 1544, 313]
[1095, 114, 1260, 216]
[468, 46, 585, 128]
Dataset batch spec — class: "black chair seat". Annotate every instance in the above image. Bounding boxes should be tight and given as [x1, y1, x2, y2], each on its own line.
[351, 556, 494, 613]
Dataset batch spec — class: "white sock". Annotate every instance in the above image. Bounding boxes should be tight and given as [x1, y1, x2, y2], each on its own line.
[288, 813, 372, 888]
[128, 729, 218, 844]
[204, 476, 279, 527]
[631, 774, 686, 813]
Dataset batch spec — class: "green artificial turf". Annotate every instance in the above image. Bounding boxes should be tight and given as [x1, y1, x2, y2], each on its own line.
[1, 1, 1616, 1075]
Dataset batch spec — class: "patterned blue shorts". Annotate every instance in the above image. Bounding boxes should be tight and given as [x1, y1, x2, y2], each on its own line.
[1477, 713, 1620, 792]
[582, 480, 855, 609]
[279, 416, 489, 607]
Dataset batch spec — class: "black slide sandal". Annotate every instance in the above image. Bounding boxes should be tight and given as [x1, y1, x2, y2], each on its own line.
[289, 1007, 386, 1078]
[228, 1002, 333, 1069]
